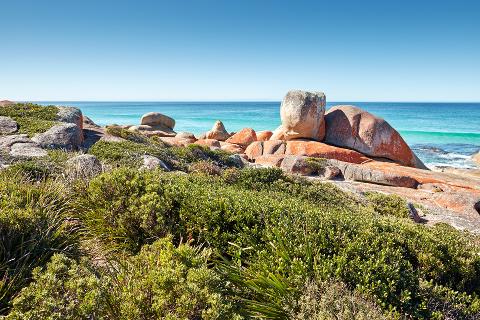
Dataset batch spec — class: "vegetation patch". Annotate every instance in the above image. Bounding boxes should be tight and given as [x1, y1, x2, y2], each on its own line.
[0, 103, 59, 136]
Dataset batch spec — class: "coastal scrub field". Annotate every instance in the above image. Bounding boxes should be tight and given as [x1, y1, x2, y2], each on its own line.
[1, 103, 480, 319]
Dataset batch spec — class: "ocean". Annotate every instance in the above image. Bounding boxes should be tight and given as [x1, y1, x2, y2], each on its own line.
[37, 101, 480, 169]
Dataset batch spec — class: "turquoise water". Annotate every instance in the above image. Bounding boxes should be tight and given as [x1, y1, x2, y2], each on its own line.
[38, 101, 480, 168]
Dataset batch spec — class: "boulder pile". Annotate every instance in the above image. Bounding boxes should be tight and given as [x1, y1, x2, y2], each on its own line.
[0, 106, 84, 159]
[150, 89, 476, 217]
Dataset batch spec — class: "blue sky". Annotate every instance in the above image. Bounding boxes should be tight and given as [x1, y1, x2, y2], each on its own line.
[1, 0, 479, 101]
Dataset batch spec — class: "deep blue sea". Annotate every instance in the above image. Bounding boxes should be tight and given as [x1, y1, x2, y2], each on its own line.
[37, 101, 480, 169]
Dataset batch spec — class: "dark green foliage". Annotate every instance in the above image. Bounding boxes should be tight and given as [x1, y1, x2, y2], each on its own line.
[0, 175, 78, 314]
[0, 103, 59, 136]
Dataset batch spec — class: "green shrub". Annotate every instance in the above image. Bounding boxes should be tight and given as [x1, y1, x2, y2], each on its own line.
[88, 140, 238, 170]
[73, 168, 184, 253]
[0, 176, 78, 314]
[365, 191, 410, 219]
[0, 103, 59, 136]
[419, 280, 480, 319]
[7, 238, 240, 320]
[9, 165, 478, 318]
[107, 238, 238, 319]
[6, 254, 105, 320]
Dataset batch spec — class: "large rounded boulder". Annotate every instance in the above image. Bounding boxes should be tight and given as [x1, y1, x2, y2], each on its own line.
[324, 105, 426, 169]
[140, 112, 175, 130]
[273, 90, 326, 141]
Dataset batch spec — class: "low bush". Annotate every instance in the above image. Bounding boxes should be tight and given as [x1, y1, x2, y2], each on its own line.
[0, 103, 59, 136]
[7, 238, 240, 320]
[365, 191, 410, 219]
[88, 140, 238, 171]
[0, 175, 78, 314]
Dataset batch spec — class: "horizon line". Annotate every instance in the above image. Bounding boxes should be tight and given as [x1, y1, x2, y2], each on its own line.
[21, 99, 480, 104]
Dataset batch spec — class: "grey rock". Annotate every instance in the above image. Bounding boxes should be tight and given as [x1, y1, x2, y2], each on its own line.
[279, 90, 326, 141]
[0, 116, 18, 134]
[83, 116, 100, 128]
[32, 123, 83, 150]
[9, 143, 48, 158]
[141, 155, 170, 171]
[66, 154, 102, 179]
[0, 134, 31, 149]
[280, 155, 314, 176]
[228, 154, 249, 168]
[57, 107, 83, 129]
[318, 165, 341, 180]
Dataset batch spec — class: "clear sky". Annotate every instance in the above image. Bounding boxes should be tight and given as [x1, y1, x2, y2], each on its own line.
[1, 0, 479, 101]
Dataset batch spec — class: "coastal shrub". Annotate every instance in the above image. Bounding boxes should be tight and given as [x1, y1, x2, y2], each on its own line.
[0, 176, 78, 314]
[73, 168, 184, 253]
[88, 140, 238, 171]
[188, 160, 222, 175]
[68, 167, 480, 317]
[290, 280, 386, 320]
[365, 191, 410, 219]
[0, 103, 59, 136]
[419, 280, 480, 319]
[7, 238, 240, 320]
[6, 254, 105, 320]
[106, 238, 238, 319]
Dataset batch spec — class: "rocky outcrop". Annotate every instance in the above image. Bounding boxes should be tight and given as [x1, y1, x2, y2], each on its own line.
[226, 128, 257, 147]
[57, 107, 83, 130]
[256, 130, 273, 141]
[285, 140, 372, 164]
[140, 112, 175, 130]
[9, 143, 48, 158]
[66, 154, 102, 179]
[0, 116, 18, 134]
[328, 160, 420, 188]
[273, 90, 326, 141]
[245, 141, 263, 160]
[220, 142, 245, 154]
[324, 105, 426, 169]
[205, 121, 230, 141]
[0, 134, 47, 158]
[83, 116, 100, 128]
[32, 123, 83, 150]
[280, 155, 314, 175]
